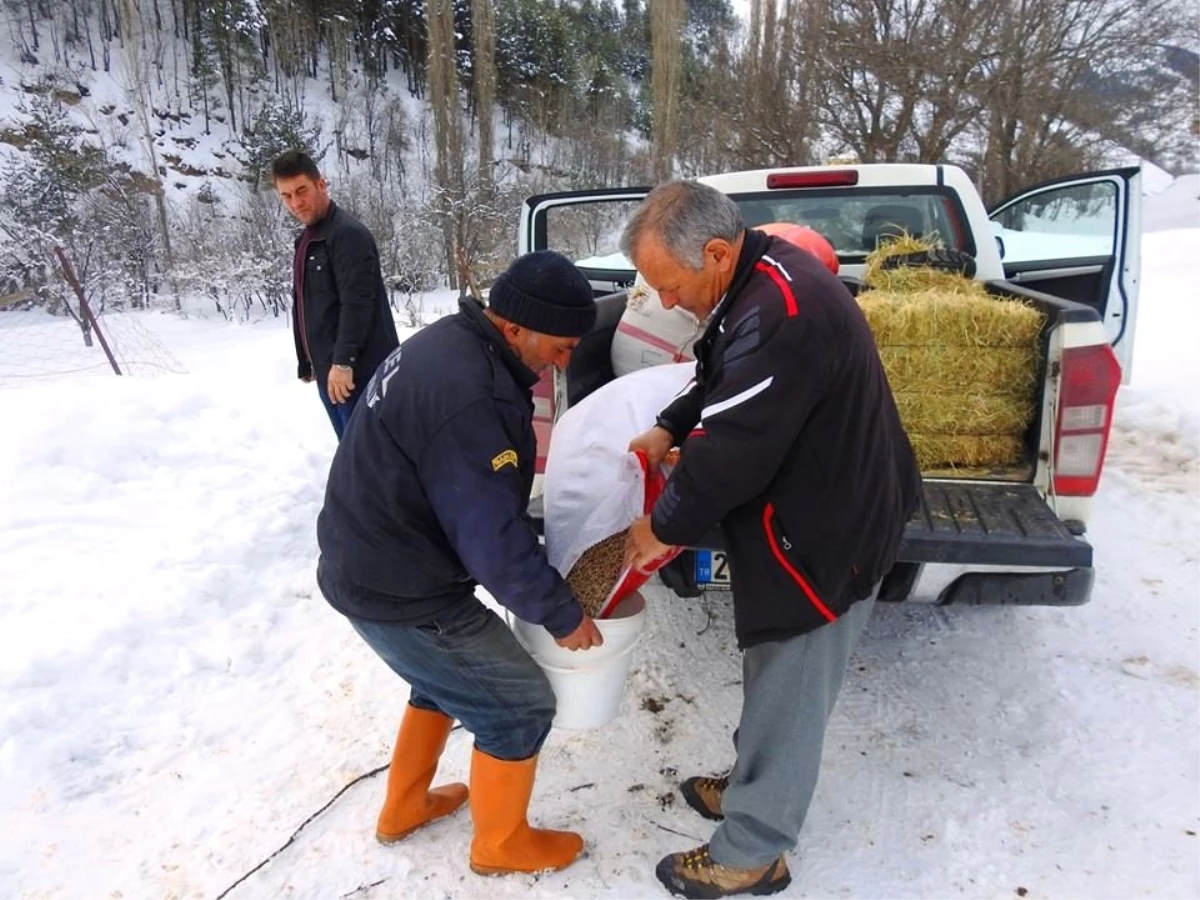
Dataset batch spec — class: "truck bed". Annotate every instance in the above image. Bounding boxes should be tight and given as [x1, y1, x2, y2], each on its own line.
[532, 282, 1097, 576]
[529, 479, 1091, 568]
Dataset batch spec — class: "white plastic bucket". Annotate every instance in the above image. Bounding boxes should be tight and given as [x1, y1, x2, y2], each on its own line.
[511, 592, 646, 730]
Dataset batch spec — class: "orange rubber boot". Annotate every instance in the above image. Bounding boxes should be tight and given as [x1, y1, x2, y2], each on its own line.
[468, 749, 584, 875]
[376, 705, 469, 844]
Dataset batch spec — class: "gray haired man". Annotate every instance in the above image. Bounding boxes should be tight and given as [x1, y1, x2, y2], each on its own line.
[623, 181, 920, 899]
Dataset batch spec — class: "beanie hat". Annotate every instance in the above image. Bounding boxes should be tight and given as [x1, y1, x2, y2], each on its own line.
[487, 250, 597, 338]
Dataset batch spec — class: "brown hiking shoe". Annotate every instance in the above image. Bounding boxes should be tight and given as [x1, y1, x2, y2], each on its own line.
[655, 844, 791, 899]
[680, 774, 727, 821]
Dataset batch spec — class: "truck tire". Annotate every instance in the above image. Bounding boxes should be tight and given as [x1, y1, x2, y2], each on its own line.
[877, 562, 924, 603]
[658, 550, 704, 598]
[879, 247, 977, 278]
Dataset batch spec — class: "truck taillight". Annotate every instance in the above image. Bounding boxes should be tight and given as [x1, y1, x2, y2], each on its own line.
[1054, 344, 1122, 497]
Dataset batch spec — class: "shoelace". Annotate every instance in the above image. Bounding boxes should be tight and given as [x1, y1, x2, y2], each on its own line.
[682, 846, 715, 871]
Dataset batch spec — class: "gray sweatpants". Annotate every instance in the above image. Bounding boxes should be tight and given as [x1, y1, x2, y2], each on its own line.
[708, 586, 878, 868]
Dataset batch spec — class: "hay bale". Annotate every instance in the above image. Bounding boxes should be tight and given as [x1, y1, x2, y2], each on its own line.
[878, 346, 1041, 396]
[566, 529, 627, 618]
[865, 266, 983, 294]
[891, 391, 1034, 436]
[858, 289, 1044, 348]
[861, 233, 934, 288]
[855, 233, 1046, 471]
[905, 434, 1026, 469]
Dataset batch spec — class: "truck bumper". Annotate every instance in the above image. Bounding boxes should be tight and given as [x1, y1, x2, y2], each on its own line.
[935, 567, 1094, 606]
[663, 556, 1096, 608]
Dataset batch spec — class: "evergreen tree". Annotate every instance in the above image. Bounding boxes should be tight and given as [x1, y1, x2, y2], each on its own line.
[232, 103, 324, 189]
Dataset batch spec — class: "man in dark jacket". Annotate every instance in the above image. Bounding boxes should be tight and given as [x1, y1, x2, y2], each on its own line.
[271, 150, 399, 439]
[622, 181, 920, 899]
[315, 250, 603, 877]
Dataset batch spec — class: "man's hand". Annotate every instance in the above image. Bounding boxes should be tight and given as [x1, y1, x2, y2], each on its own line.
[625, 514, 676, 574]
[628, 425, 675, 469]
[555, 615, 604, 651]
[327, 365, 355, 403]
[300, 373, 314, 383]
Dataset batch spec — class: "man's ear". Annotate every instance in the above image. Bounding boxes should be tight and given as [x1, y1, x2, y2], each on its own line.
[705, 238, 735, 272]
[500, 319, 531, 352]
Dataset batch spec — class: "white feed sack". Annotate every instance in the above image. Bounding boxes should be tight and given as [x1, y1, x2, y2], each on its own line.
[543, 362, 696, 581]
[610, 277, 704, 377]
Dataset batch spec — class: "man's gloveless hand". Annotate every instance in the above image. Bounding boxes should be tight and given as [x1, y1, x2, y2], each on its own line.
[327, 365, 355, 403]
[627, 424, 674, 469]
[555, 615, 604, 651]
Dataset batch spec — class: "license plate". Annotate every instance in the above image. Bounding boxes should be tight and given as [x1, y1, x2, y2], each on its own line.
[695, 550, 732, 589]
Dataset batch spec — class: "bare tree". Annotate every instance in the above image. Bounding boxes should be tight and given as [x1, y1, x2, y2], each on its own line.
[813, 0, 927, 162]
[427, 0, 465, 288]
[744, 0, 820, 167]
[907, 1, 1001, 163]
[473, 0, 496, 195]
[117, 0, 174, 270]
[975, 0, 1182, 203]
[651, 0, 685, 181]
[814, 0, 1001, 165]
[677, 0, 820, 174]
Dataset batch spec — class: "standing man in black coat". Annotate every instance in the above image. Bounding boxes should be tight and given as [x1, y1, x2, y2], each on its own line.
[272, 150, 400, 439]
[316, 250, 603, 876]
[622, 181, 920, 900]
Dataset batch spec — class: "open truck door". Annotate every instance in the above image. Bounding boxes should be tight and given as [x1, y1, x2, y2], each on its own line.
[989, 167, 1142, 380]
[519, 188, 649, 487]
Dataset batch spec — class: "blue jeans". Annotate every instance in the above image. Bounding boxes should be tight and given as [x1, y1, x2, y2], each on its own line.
[338, 595, 557, 761]
[317, 377, 362, 440]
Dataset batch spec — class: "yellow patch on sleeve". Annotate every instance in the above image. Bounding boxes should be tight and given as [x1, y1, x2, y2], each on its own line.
[491, 449, 519, 472]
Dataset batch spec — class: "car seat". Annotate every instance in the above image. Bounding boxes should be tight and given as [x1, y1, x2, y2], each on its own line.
[861, 204, 925, 250]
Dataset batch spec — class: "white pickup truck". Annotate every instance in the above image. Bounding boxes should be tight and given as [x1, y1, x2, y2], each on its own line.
[522, 163, 1141, 606]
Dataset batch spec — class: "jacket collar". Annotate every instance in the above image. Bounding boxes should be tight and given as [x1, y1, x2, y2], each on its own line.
[294, 200, 339, 244]
[704, 227, 772, 335]
[458, 297, 540, 391]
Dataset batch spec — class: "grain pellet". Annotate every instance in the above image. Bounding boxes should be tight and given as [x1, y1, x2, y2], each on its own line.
[566, 528, 629, 617]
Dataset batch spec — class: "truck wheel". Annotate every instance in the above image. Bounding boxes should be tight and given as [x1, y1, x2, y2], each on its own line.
[658, 551, 704, 598]
[880, 247, 977, 278]
[877, 562, 924, 603]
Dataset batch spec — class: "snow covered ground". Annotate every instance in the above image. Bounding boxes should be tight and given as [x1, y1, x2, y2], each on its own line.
[1, 224, 1197, 899]
[1143, 174, 1199, 234]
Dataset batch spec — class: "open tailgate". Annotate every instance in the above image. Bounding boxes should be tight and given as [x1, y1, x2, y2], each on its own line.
[904, 481, 1091, 567]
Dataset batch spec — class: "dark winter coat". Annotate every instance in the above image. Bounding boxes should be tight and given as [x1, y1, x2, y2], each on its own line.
[292, 201, 399, 386]
[652, 229, 920, 648]
[315, 298, 584, 638]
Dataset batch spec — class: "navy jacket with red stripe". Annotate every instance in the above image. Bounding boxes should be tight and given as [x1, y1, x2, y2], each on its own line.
[652, 229, 920, 648]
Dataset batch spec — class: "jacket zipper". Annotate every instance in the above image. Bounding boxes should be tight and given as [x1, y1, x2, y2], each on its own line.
[296, 236, 315, 366]
[762, 502, 836, 623]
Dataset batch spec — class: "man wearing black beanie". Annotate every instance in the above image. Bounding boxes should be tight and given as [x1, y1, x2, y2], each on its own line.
[314, 250, 601, 877]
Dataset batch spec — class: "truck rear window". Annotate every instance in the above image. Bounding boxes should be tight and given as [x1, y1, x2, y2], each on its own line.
[734, 188, 973, 258]
[553, 187, 975, 271]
